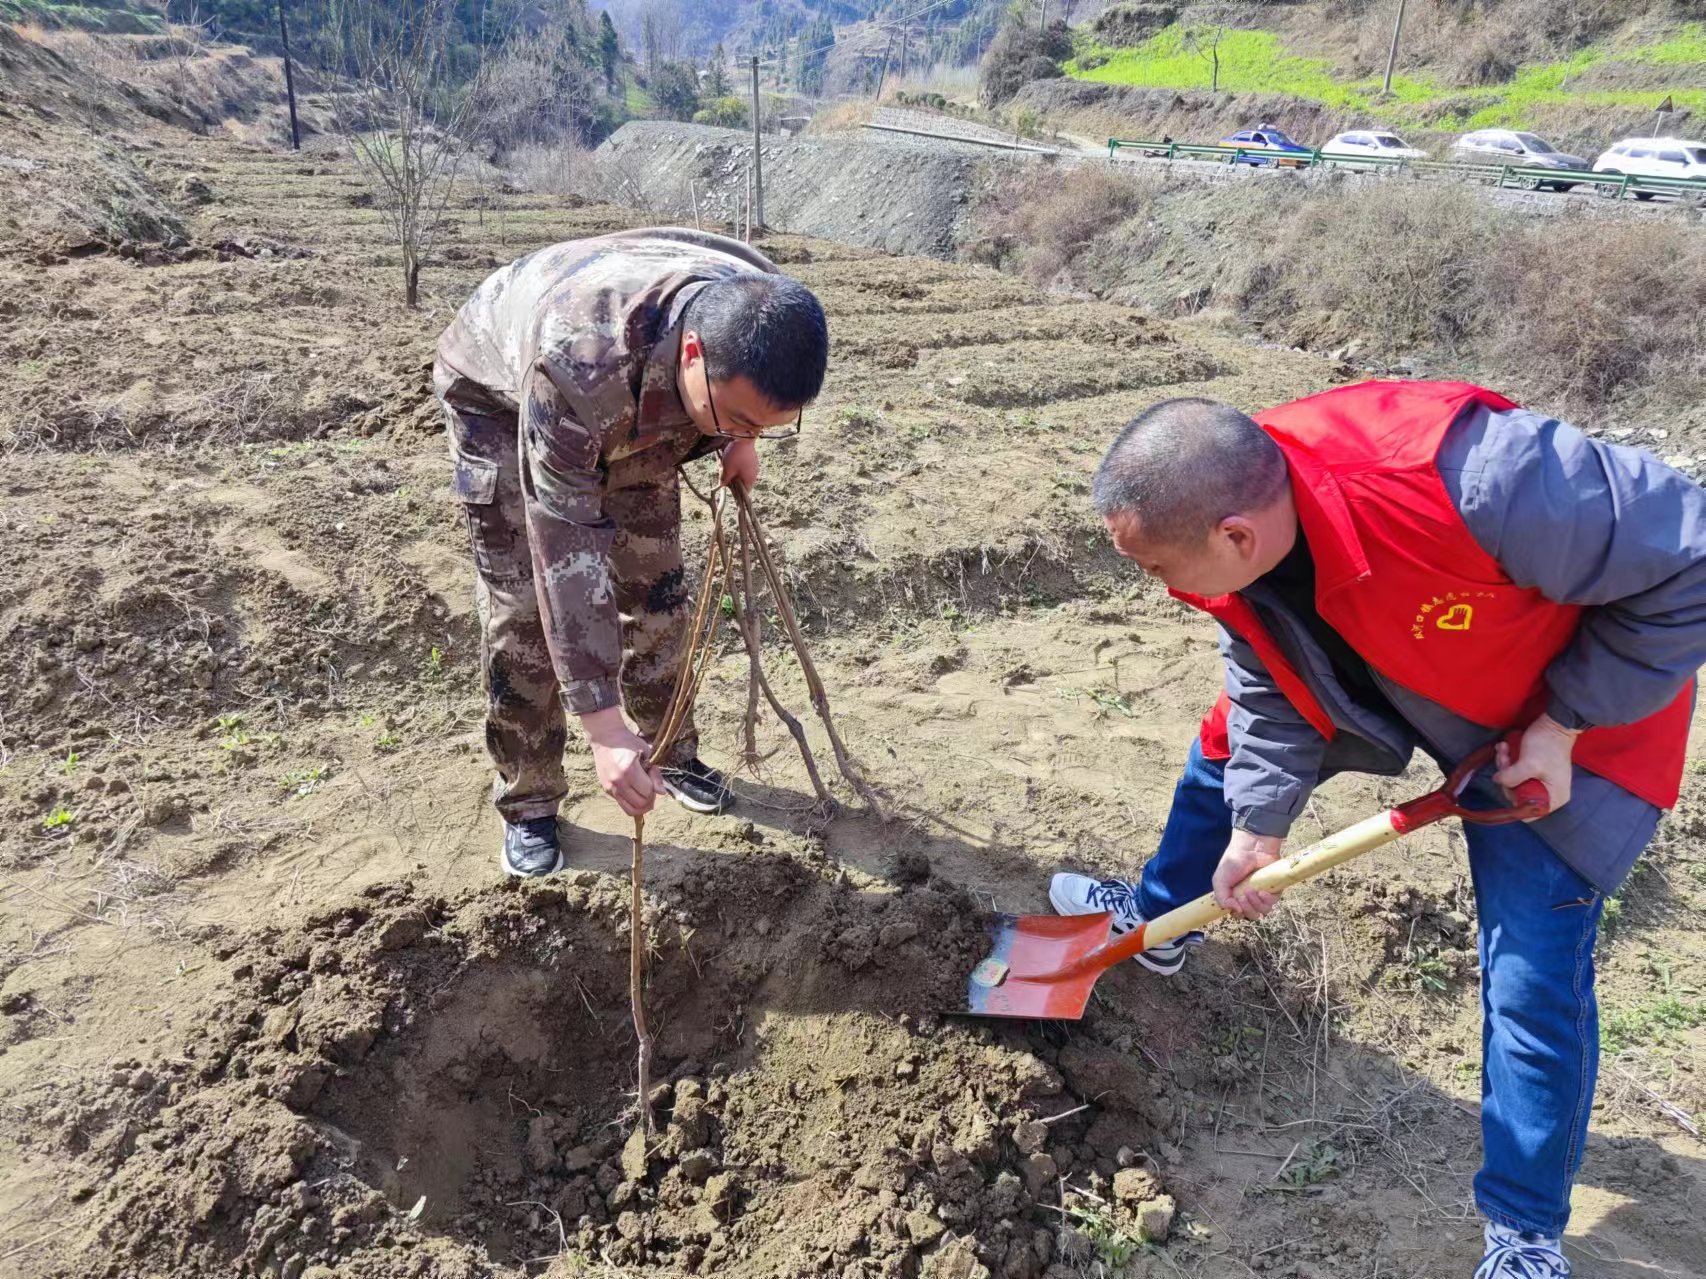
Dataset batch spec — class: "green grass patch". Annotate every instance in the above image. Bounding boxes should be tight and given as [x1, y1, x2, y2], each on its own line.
[1626, 22, 1706, 65]
[1602, 995, 1706, 1055]
[1069, 23, 1706, 137]
[1069, 27, 1434, 109]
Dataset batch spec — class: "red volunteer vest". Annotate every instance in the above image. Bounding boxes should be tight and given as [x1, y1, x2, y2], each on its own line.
[1178, 380, 1691, 810]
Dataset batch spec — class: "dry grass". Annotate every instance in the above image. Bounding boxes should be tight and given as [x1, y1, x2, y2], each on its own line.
[803, 100, 875, 135]
[1486, 217, 1706, 415]
[973, 163, 1160, 284]
[1265, 181, 1496, 357]
[976, 157, 1706, 421]
[883, 61, 980, 106]
[1265, 180, 1706, 416]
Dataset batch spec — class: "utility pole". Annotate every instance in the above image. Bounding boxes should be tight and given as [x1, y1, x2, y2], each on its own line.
[749, 54, 765, 232]
[873, 30, 894, 98]
[899, 28, 908, 82]
[277, 0, 300, 150]
[1039, 0, 1048, 32]
[1381, 0, 1407, 96]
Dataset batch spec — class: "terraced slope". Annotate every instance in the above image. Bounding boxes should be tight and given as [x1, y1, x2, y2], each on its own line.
[0, 134, 1702, 1279]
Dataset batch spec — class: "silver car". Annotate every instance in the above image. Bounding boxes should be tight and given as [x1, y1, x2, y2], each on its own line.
[1450, 129, 1590, 190]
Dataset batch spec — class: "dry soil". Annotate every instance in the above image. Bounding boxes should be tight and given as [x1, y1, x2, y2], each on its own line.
[1, 81, 1703, 1279]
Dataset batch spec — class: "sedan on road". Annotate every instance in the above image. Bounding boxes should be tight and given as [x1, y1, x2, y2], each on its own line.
[1322, 130, 1429, 162]
[1450, 129, 1590, 190]
[1221, 126, 1313, 167]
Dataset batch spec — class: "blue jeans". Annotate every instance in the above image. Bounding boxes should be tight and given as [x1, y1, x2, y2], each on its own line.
[1139, 740, 1606, 1237]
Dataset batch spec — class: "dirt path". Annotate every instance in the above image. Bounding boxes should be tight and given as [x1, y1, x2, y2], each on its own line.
[1, 136, 1703, 1279]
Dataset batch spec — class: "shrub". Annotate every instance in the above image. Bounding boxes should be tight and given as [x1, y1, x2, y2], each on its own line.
[650, 61, 699, 122]
[979, 17, 1072, 107]
[1280, 182, 1494, 357]
[976, 164, 1157, 283]
[1486, 217, 1706, 415]
[692, 95, 748, 129]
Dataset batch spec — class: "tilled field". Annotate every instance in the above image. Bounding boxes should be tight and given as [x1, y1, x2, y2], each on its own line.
[1, 124, 1704, 1279]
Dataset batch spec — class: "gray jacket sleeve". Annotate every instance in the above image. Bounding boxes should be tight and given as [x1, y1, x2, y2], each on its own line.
[1440, 406, 1706, 728]
[1219, 623, 1331, 838]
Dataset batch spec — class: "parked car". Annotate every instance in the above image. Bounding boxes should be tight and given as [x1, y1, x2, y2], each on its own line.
[1449, 129, 1589, 190]
[1321, 130, 1429, 162]
[1593, 137, 1706, 199]
[1220, 125, 1313, 167]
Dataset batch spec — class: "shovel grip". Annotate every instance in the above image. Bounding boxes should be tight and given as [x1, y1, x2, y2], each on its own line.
[1137, 811, 1403, 955]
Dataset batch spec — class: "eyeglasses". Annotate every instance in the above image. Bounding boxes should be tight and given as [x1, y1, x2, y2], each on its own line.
[700, 340, 803, 441]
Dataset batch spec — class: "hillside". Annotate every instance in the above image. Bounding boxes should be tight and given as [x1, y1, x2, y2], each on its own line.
[1047, 2, 1706, 152]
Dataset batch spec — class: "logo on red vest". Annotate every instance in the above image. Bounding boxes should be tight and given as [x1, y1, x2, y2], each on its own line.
[1411, 591, 1496, 640]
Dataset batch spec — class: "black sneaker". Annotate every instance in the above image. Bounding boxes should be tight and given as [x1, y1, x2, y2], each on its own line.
[660, 757, 733, 815]
[501, 816, 564, 878]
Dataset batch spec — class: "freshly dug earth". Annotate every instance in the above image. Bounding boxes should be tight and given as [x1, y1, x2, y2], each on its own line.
[26, 869, 1150, 1279]
[2, 64, 1705, 1279]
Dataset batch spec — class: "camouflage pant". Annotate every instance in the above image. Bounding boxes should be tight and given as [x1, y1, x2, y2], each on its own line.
[437, 368, 698, 822]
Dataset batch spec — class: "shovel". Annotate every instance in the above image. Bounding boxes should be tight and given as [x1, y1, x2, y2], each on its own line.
[964, 742, 1549, 1020]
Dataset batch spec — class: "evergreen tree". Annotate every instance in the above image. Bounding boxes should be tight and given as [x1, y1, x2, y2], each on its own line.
[706, 41, 730, 97]
[598, 11, 620, 93]
[651, 60, 699, 121]
[797, 15, 834, 95]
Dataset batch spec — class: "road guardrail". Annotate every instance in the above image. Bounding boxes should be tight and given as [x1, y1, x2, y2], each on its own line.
[1107, 137, 1706, 201]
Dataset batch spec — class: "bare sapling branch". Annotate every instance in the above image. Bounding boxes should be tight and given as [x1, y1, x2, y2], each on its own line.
[731, 483, 885, 818]
[712, 507, 835, 808]
[630, 489, 730, 1134]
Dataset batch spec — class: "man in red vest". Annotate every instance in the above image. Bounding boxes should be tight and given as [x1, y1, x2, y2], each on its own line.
[1049, 381, 1706, 1278]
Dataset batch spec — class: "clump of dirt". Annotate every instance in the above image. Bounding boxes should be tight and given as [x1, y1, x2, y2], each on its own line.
[25, 857, 1182, 1279]
[1359, 881, 1479, 993]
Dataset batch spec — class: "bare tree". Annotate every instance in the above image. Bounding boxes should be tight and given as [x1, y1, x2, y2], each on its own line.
[168, 3, 212, 114]
[330, 0, 487, 307]
[641, 6, 659, 75]
[1183, 12, 1231, 93]
[640, 0, 683, 71]
[1182, 2, 1272, 93]
[472, 17, 600, 151]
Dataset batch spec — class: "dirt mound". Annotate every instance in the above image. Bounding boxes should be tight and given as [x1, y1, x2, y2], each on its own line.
[25, 863, 1180, 1279]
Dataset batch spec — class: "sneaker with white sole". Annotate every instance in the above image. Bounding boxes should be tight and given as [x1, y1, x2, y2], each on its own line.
[501, 816, 564, 878]
[1048, 873, 1204, 975]
[660, 757, 733, 815]
[1474, 1222, 1570, 1278]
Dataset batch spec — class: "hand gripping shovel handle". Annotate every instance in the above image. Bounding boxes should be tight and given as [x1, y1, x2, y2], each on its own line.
[1092, 740, 1550, 970]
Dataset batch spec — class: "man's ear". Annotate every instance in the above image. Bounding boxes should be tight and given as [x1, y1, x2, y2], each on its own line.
[1220, 515, 1259, 560]
[681, 329, 702, 364]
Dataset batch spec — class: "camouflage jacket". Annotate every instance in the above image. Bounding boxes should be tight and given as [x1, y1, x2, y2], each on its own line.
[436, 228, 777, 715]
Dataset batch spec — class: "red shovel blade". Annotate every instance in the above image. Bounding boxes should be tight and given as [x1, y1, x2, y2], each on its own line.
[963, 911, 1118, 1020]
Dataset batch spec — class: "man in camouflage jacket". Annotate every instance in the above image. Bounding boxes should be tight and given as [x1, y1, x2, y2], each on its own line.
[433, 228, 829, 876]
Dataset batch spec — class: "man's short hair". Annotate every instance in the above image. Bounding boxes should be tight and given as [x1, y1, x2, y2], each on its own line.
[1092, 397, 1288, 546]
[686, 274, 828, 409]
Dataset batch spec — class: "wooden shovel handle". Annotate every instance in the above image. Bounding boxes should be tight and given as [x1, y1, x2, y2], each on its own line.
[1068, 746, 1549, 979]
[1137, 811, 1403, 954]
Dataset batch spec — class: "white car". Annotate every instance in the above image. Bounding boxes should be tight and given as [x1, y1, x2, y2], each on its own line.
[1322, 130, 1428, 162]
[1593, 137, 1706, 198]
